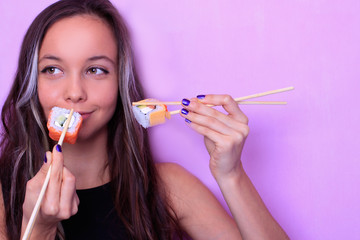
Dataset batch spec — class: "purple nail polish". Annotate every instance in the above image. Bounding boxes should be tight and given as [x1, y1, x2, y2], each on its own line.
[197, 95, 205, 99]
[44, 154, 47, 163]
[185, 118, 191, 124]
[181, 108, 189, 115]
[56, 144, 62, 152]
[182, 98, 190, 106]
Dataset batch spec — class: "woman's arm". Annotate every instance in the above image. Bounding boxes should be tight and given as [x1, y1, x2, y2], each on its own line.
[0, 182, 9, 239]
[177, 94, 288, 239]
[217, 163, 288, 239]
[157, 162, 242, 240]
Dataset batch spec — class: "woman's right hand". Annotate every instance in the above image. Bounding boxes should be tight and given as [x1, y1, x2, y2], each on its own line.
[21, 145, 79, 240]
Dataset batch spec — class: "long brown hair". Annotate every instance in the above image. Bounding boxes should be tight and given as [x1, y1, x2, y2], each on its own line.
[0, 0, 183, 239]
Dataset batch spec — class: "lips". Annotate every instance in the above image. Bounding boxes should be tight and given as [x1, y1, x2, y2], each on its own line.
[78, 111, 93, 120]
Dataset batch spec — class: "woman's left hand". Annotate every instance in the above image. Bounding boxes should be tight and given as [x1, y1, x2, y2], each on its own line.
[180, 95, 249, 182]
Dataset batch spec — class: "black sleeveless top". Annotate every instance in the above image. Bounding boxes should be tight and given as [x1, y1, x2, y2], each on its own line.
[61, 182, 130, 239]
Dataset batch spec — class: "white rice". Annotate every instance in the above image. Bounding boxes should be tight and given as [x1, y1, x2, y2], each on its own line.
[49, 107, 82, 133]
[132, 105, 164, 128]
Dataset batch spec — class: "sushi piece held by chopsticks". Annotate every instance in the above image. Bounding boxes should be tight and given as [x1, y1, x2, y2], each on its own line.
[132, 99, 171, 128]
[47, 107, 83, 144]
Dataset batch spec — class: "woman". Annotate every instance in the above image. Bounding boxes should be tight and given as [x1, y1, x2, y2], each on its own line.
[0, 0, 288, 239]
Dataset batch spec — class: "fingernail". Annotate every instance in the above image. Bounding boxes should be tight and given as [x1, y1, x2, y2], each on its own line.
[44, 154, 47, 163]
[185, 118, 191, 124]
[182, 98, 190, 106]
[181, 108, 189, 115]
[197, 95, 205, 99]
[56, 144, 62, 152]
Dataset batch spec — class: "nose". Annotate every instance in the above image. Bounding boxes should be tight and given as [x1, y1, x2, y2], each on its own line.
[64, 75, 87, 103]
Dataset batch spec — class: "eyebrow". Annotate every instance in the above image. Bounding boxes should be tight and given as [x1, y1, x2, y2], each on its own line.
[38, 55, 116, 65]
[87, 55, 116, 65]
[38, 54, 62, 63]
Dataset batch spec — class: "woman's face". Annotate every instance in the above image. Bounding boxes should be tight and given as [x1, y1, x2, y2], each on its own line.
[38, 15, 118, 142]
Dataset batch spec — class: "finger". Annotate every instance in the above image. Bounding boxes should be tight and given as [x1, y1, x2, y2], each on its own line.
[189, 120, 248, 153]
[184, 110, 250, 140]
[181, 99, 247, 131]
[27, 151, 53, 197]
[74, 192, 80, 206]
[72, 193, 80, 215]
[23, 151, 52, 216]
[59, 167, 77, 219]
[180, 108, 234, 136]
[37, 151, 52, 179]
[192, 95, 249, 124]
[187, 120, 227, 147]
[43, 144, 64, 216]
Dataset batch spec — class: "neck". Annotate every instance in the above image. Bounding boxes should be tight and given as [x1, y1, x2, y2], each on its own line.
[61, 128, 110, 189]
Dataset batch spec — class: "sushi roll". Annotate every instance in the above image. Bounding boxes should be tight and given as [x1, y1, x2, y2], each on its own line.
[132, 99, 171, 128]
[47, 107, 83, 144]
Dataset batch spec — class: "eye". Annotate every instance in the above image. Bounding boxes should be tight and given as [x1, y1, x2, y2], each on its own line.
[87, 67, 109, 75]
[41, 66, 62, 75]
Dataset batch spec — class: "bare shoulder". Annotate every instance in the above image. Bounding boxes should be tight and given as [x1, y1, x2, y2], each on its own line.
[156, 162, 212, 207]
[0, 181, 8, 239]
[156, 162, 213, 221]
[156, 162, 202, 190]
[156, 162, 241, 239]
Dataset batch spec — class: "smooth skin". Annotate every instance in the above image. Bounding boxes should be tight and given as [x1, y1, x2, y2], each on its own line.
[177, 96, 289, 239]
[1, 14, 288, 240]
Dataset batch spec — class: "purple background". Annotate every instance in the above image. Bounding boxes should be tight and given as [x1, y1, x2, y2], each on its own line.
[1, 1, 359, 239]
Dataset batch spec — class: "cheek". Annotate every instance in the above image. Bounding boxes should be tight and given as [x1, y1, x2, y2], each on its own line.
[104, 90, 118, 107]
[37, 82, 59, 118]
[92, 81, 119, 113]
[104, 88, 119, 115]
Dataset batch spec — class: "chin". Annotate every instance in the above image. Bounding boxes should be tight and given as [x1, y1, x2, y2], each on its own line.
[76, 125, 108, 144]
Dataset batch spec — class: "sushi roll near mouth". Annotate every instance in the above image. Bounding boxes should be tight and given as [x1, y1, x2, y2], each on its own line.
[132, 99, 171, 128]
[47, 107, 83, 144]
